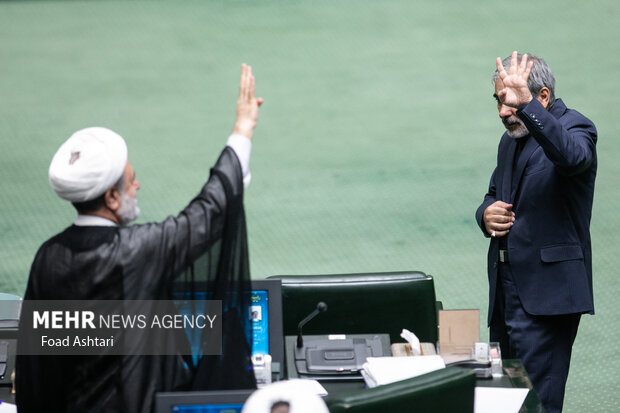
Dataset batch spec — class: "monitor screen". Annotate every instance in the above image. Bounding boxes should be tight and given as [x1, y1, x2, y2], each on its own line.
[172, 279, 284, 375]
[172, 404, 243, 413]
[172, 403, 243, 413]
[155, 389, 254, 413]
[249, 288, 269, 356]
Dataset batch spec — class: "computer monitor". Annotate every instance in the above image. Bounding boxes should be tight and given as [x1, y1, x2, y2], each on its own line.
[155, 389, 254, 413]
[248, 279, 284, 370]
[172, 279, 284, 376]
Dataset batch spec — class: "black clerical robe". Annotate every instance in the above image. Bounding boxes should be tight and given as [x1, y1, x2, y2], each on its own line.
[16, 147, 255, 413]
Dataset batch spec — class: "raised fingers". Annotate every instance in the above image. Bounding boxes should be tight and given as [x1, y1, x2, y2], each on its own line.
[496, 57, 506, 79]
[239, 63, 248, 100]
[509, 50, 518, 73]
[519, 53, 529, 73]
[245, 65, 252, 101]
[249, 71, 255, 100]
[523, 60, 533, 81]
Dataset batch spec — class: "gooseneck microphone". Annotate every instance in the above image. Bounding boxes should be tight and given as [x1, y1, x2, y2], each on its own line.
[297, 302, 328, 348]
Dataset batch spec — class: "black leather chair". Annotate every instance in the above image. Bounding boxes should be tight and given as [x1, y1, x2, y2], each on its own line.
[324, 367, 476, 413]
[267, 271, 439, 344]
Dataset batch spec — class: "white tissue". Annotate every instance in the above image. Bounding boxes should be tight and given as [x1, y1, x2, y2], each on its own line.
[401, 329, 421, 355]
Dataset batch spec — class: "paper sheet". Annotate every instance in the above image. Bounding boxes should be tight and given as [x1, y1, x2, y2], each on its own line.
[474, 387, 529, 413]
[362, 355, 445, 387]
[0, 401, 17, 413]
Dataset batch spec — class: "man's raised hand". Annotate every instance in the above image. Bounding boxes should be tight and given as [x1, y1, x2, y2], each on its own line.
[233, 63, 263, 140]
[495, 51, 533, 109]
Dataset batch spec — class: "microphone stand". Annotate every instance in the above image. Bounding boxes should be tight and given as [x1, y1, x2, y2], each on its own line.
[297, 302, 328, 348]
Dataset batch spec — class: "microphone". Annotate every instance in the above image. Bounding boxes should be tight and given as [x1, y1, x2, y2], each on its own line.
[297, 302, 328, 348]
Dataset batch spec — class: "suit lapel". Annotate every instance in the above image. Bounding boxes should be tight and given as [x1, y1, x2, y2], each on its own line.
[510, 137, 539, 201]
[501, 139, 516, 202]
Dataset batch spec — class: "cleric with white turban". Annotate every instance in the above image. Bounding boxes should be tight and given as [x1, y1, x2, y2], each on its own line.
[17, 63, 262, 413]
[48, 126, 140, 226]
[49, 127, 128, 202]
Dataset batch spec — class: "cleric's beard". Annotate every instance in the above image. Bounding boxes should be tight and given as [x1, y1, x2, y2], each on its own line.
[118, 191, 140, 226]
[503, 116, 529, 139]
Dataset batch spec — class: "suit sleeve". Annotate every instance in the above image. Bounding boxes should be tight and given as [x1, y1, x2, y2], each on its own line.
[121, 146, 245, 294]
[517, 99, 597, 176]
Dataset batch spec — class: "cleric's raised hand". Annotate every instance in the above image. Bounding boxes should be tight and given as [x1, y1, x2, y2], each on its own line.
[233, 63, 264, 140]
[495, 51, 533, 109]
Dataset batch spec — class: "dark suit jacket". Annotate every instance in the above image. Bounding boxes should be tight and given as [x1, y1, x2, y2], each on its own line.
[476, 98, 597, 324]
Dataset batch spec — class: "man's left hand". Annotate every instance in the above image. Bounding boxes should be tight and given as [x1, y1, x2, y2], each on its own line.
[495, 51, 533, 109]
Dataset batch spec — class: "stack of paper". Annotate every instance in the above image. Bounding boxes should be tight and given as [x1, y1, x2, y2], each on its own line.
[474, 387, 529, 413]
[361, 355, 446, 388]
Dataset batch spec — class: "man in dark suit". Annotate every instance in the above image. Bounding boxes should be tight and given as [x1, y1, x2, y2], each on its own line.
[476, 51, 597, 413]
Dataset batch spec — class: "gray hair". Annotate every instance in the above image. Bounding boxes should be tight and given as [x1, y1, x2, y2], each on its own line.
[493, 53, 556, 107]
[71, 172, 125, 213]
[114, 172, 125, 192]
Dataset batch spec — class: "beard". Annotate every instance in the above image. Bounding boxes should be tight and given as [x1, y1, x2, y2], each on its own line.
[118, 191, 140, 226]
[503, 116, 529, 139]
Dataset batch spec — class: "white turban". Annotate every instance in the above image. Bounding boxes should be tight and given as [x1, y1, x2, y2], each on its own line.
[48, 127, 128, 202]
[241, 380, 329, 413]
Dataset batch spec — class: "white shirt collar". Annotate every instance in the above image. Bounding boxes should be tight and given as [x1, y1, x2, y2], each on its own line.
[74, 215, 118, 227]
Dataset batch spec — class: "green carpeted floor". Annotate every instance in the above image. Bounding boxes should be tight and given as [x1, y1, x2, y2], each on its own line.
[1, 1, 618, 410]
